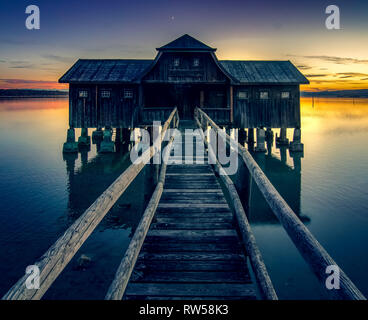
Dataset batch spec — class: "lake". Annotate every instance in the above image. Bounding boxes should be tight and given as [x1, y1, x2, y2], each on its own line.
[0, 97, 367, 299]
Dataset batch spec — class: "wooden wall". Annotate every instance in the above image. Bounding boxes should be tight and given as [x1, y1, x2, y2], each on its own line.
[143, 52, 228, 83]
[233, 85, 301, 128]
[69, 84, 140, 128]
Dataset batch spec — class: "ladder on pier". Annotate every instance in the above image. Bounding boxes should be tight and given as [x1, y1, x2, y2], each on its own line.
[124, 123, 257, 300]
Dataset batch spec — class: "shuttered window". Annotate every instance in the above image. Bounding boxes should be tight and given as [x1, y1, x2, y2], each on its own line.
[124, 89, 133, 99]
[260, 91, 269, 100]
[101, 90, 111, 98]
[79, 90, 88, 98]
[238, 91, 248, 99]
[281, 91, 290, 99]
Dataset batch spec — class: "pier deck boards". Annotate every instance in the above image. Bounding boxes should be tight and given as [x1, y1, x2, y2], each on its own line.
[124, 122, 257, 300]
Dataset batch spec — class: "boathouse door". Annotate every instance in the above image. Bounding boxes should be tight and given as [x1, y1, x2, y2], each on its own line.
[173, 85, 198, 120]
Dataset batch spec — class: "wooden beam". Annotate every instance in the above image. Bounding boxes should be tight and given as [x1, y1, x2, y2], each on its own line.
[195, 118, 277, 300]
[3, 108, 179, 300]
[105, 117, 179, 300]
[196, 108, 366, 301]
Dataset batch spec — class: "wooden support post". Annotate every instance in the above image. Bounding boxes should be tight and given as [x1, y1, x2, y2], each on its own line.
[63, 128, 78, 153]
[247, 128, 255, 144]
[255, 128, 266, 153]
[92, 128, 103, 143]
[265, 128, 274, 141]
[238, 129, 247, 147]
[229, 85, 234, 123]
[99, 127, 115, 153]
[200, 90, 204, 108]
[78, 128, 91, 148]
[289, 128, 304, 152]
[276, 127, 289, 146]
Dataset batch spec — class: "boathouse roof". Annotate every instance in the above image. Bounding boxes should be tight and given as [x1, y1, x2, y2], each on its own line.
[156, 34, 216, 52]
[220, 60, 309, 84]
[59, 35, 309, 85]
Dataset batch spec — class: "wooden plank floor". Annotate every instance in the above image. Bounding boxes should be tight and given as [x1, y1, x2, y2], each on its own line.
[124, 122, 256, 300]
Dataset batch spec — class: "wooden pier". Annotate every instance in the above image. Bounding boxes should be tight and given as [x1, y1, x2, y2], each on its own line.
[3, 108, 366, 301]
[123, 129, 256, 300]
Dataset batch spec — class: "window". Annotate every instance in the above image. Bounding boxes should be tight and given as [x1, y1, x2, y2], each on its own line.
[281, 91, 290, 99]
[260, 91, 269, 100]
[101, 90, 111, 98]
[193, 58, 200, 67]
[238, 91, 248, 100]
[174, 58, 180, 67]
[79, 90, 88, 98]
[124, 88, 133, 99]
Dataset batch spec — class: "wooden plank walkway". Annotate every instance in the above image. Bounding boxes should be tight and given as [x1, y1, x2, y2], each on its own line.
[124, 122, 257, 300]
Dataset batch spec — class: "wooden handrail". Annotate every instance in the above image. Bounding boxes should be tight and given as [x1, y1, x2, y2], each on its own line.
[105, 122, 179, 300]
[196, 107, 366, 300]
[2, 108, 178, 301]
[195, 117, 278, 300]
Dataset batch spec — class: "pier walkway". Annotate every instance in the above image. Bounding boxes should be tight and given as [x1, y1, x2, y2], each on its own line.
[124, 125, 256, 300]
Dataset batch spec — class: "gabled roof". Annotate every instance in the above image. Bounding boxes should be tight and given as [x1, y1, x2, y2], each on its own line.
[220, 60, 309, 84]
[59, 59, 153, 83]
[157, 34, 216, 52]
[59, 57, 309, 85]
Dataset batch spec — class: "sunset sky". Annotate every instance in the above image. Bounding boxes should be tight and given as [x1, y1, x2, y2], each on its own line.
[0, 0, 368, 91]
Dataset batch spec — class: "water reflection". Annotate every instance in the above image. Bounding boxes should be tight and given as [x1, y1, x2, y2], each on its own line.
[233, 147, 309, 224]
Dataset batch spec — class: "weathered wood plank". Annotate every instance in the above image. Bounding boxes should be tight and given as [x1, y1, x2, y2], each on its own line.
[134, 260, 246, 272]
[124, 283, 256, 298]
[139, 252, 243, 262]
[131, 271, 251, 283]
[146, 229, 238, 242]
[141, 241, 241, 253]
[158, 203, 228, 208]
[151, 222, 233, 230]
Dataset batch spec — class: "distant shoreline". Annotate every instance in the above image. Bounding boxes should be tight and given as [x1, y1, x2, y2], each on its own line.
[0, 89, 68, 98]
[1, 89, 368, 99]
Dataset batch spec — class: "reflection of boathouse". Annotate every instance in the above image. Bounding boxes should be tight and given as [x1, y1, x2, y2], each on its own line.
[59, 34, 309, 132]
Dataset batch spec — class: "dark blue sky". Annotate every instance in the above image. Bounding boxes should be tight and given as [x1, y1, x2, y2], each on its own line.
[0, 0, 367, 90]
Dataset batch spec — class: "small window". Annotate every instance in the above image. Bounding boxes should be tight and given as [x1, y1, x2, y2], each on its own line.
[238, 91, 248, 99]
[79, 90, 88, 98]
[281, 91, 290, 99]
[193, 58, 200, 67]
[174, 58, 180, 67]
[124, 88, 133, 99]
[101, 90, 111, 98]
[260, 91, 269, 100]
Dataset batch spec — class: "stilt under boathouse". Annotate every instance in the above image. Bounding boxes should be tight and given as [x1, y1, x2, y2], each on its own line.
[59, 34, 309, 152]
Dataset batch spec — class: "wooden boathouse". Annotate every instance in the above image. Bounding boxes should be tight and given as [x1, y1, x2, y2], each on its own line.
[59, 34, 309, 153]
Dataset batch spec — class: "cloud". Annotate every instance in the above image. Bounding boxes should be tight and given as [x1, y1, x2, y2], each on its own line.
[0, 79, 59, 84]
[296, 64, 312, 70]
[42, 54, 75, 63]
[288, 54, 368, 65]
[305, 74, 329, 78]
[336, 72, 368, 77]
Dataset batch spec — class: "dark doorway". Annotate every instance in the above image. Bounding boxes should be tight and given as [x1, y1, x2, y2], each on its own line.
[171, 85, 199, 120]
[144, 84, 199, 120]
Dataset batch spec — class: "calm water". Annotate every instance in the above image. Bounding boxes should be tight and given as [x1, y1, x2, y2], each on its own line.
[0, 97, 368, 299]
